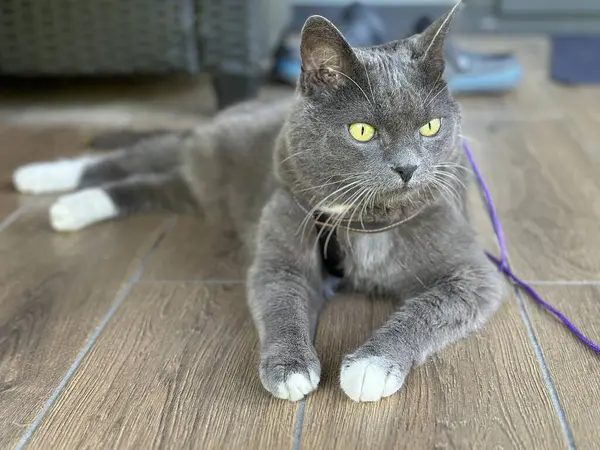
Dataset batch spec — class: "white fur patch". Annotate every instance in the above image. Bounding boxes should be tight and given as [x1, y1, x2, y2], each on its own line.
[340, 357, 404, 402]
[353, 233, 392, 267]
[274, 370, 320, 402]
[13, 156, 99, 195]
[320, 204, 351, 215]
[50, 188, 118, 232]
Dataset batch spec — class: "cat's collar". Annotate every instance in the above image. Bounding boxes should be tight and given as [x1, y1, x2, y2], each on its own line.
[293, 196, 423, 234]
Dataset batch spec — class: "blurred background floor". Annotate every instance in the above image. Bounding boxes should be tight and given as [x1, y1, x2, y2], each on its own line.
[0, 35, 599, 449]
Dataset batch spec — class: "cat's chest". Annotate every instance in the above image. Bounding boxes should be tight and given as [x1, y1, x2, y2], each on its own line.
[347, 233, 393, 269]
[340, 233, 401, 286]
[317, 228, 412, 290]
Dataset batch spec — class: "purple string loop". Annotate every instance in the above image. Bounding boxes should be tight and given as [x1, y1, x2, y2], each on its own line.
[462, 139, 600, 354]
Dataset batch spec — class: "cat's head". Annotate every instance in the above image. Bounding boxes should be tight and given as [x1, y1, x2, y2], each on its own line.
[281, 3, 465, 226]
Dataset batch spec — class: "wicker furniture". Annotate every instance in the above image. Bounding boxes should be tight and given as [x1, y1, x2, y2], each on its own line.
[0, 0, 291, 108]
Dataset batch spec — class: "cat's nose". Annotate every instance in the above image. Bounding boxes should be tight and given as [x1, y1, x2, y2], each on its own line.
[390, 164, 418, 183]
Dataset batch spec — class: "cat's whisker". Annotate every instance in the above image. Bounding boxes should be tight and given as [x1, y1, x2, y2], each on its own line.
[314, 181, 367, 253]
[324, 67, 373, 107]
[322, 209, 346, 260]
[429, 176, 451, 203]
[357, 52, 376, 106]
[434, 169, 466, 190]
[345, 186, 372, 239]
[320, 54, 338, 67]
[359, 185, 379, 229]
[425, 183, 434, 205]
[303, 173, 373, 214]
[434, 162, 469, 172]
[435, 167, 465, 189]
[422, 0, 462, 59]
[279, 150, 311, 165]
[433, 162, 468, 180]
[342, 185, 373, 248]
[358, 187, 374, 228]
[422, 72, 442, 106]
[425, 84, 449, 108]
[314, 207, 340, 258]
[294, 176, 357, 194]
[298, 179, 365, 243]
[432, 173, 460, 202]
[294, 171, 371, 193]
[431, 175, 462, 211]
[320, 183, 368, 252]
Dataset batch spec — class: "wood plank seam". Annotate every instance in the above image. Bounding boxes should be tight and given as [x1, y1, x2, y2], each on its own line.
[0, 205, 28, 233]
[14, 216, 178, 450]
[475, 172, 577, 448]
[137, 279, 245, 284]
[528, 281, 600, 286]
[293, 401, 307, 450]
[136, 279, 600, 287]
[292, 314, 322, 450]
[513, 289, 576, 450]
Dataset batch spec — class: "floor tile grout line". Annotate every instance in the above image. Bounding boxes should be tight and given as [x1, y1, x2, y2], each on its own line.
[513, 288, 576, 450]
[15, 216, 177, 450]
[292, 317, 320, 450]
[498, 258, 576, 448]
[136, 279, 600, 286]
[293, 401, 307, 450]
[137, 279, 245, 285]
[0, 205, 28, 233]
[475, 181, 577, 449]
[526, 280, 600, 286]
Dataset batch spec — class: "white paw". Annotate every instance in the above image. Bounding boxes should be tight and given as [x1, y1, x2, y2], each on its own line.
[340, 356, 405, 402]
[50, 188, 118, 232]
[13, 156, 98, 194]
[274, 370, 320, 402]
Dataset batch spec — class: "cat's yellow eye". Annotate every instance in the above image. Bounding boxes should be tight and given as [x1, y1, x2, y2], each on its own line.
[419, 118, 441, 137]
[348, 122, 376, 142]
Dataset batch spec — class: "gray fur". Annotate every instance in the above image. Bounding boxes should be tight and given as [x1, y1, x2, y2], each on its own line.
[14, 3, 504, 402]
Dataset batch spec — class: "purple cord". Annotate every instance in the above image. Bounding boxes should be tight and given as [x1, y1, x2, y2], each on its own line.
[462, 139, 600, 354]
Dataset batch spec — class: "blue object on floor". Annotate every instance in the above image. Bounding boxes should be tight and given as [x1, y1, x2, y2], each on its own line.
[412, 17, 522, 94]
[444, 43, 523, 94]
[274, 9, 523, 94]
[550, 35, 600, 84]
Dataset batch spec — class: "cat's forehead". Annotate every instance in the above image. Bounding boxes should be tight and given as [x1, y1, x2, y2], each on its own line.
[353, 46, 433, 109]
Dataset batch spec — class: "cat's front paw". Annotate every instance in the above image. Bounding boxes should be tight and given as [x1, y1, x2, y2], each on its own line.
[259, 344, 321, 402]
[340, 354, 407, 402]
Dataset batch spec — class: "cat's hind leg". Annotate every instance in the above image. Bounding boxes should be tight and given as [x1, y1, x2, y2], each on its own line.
[50, 171, 198, 232]
[12, 131, 187, 195]
[13, 155, 103, 195]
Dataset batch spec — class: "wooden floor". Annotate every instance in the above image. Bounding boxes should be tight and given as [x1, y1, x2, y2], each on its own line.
[1, 36, 599, 449]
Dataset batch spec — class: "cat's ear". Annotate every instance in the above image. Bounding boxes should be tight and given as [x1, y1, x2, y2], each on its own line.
[410, 1, 462, 73]
[299, 15, 358, 93]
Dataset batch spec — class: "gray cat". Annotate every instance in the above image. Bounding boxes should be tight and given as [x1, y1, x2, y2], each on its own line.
[12, 3, 504, 402]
